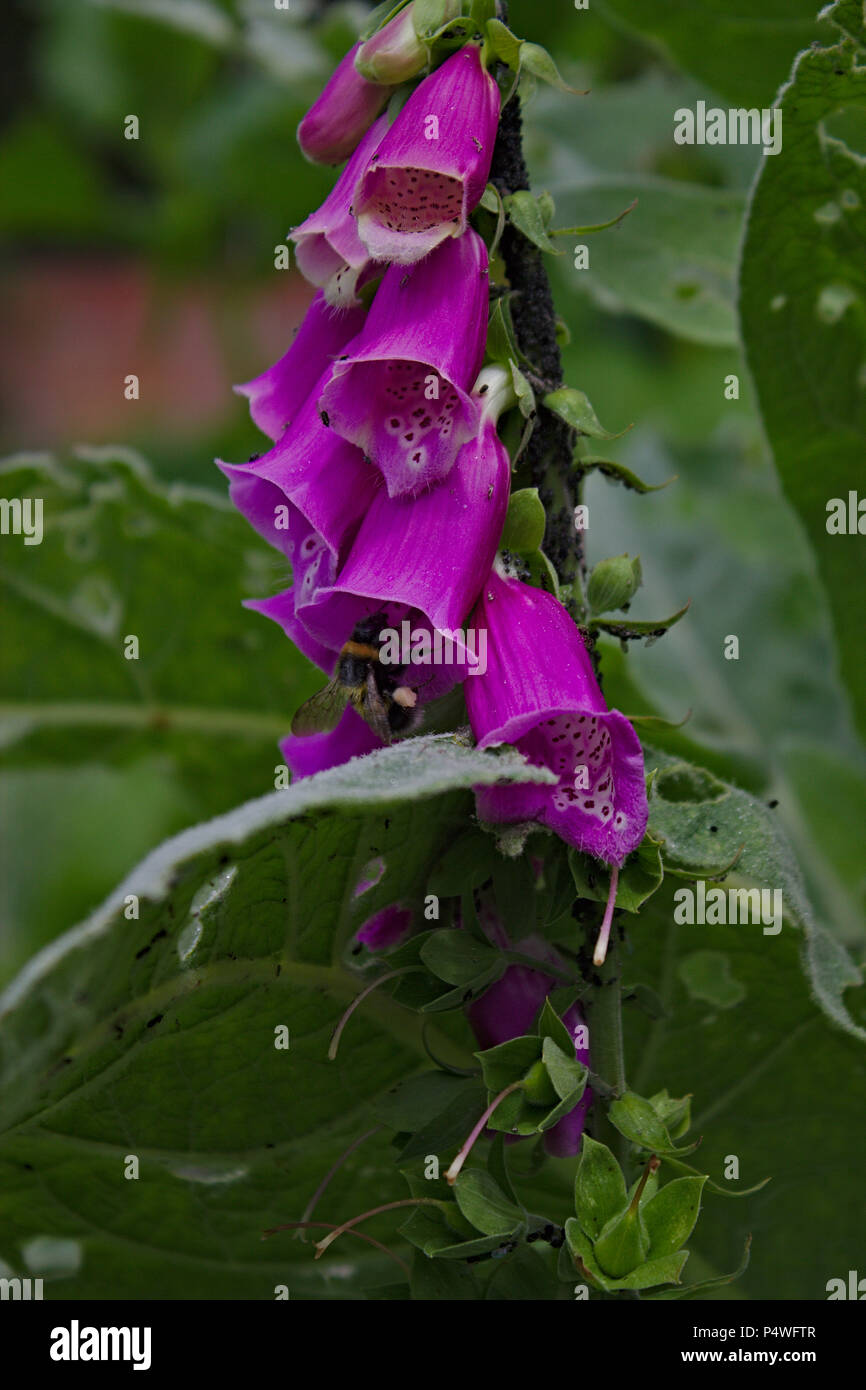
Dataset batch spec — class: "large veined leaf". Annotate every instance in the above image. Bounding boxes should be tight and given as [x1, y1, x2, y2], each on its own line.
[594, 0, 830, 109]
[740, 0, 866, 740]
[618, 881, 866, 1300]
[0, 739, 552, 1300]
[548, 176, 744, 347]
[0, 447, 316, 980]
[646, 749, 865, 1042]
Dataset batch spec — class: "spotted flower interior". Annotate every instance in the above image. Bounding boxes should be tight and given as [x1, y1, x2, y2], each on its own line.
[362, 166, 464, 234]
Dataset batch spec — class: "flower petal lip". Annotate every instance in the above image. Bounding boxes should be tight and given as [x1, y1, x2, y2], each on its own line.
[353, 45, 501, 263]
[465, 571, 649, 866]
[318, 230, 489, 497]
[299, 413, 509, 674]
[280, 706, 384, 780]
[217, 413, 377, 597]
[297, 42, 392, 166]
[235, 291, 366, 443]
[245, 589, 336, 676]
[291, 118, 388, 308]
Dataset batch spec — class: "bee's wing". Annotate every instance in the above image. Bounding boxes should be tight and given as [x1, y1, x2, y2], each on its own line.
[359, 668, 393, 744]
[291, 680, 349, 737]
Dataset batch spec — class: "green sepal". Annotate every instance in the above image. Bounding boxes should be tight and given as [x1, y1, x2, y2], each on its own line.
[503, 190, 563, 255]
[400, 1204, 514, 1260]
[608, 1091, 698, 1157]
[590, 603, 690, 647]
[544, 386, 630, 440]
[649, 1088, 692, 1141]
[645, 1237, 752, 1299]
[593, 1202, 651, 1279]
[573, 453, 676, 494]
[454, 1168, 526, 1237]
[486, 18, 583, 94]
[569, 831, 664, 915]
[659, 1152, 771, 1199]
[565, 1219, 690, 1292]
[642, 1175, 706, 1260]
[536, 997, 574, 1055]
[541, 1036, 587, 1105]
[574, 1135, 628, 1241]
[549, 198, 637, 237]
[419, 929, 502, 986]
[510, 361, 536, 419]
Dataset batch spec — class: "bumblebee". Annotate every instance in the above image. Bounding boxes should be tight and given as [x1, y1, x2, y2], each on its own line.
[291, 613, 420, 744]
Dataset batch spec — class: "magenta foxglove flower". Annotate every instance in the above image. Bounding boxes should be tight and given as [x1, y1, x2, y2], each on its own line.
[297, 42, 392, 166]
[467, 929, 592, 1158]
[291, 118, 388, 308]
[297, 401, 510, 679]
[353, 45, 500, 263]
[236, 291, 366, 442]
[356, 904, 413, 951]
[465, 568, 648, 871]
[280, 706, 383, 781]
[319, 230, 489, 497]
[355, 2, 460, 84]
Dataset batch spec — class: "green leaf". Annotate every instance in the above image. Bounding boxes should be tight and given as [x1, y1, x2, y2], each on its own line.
[569, 830, 664, 914]
[519, 42, 583, 95]
[0, 737, 550, 1298]
[594, 0, 829, 108]
[590, 603, 690, 646]
[573, 454, 675, 495]
[419, 931, 502, 986]
[739, 6, 866, 739]
[509, 362, 537, 420]
[643, 1176, 706, 1260]
[485, 16, 523, 70]
[593, 1200, 650, 1278]
[544, 386, 628, 439]
[647, 1238, 752, 1300]
[647, 749, 866, 1041]
[608, 1092, 695, 1156]
[503, 190, 562, 255]
[574, 1136, 628, 1241]
[454, 1169, 525, 1237]
[549, 177, 744, 346]
[540, 1036, 587, 1104]
[564, 1217, 687, 1291]
[534, 998, 573, 1055]
[621, 881, 866, 1297]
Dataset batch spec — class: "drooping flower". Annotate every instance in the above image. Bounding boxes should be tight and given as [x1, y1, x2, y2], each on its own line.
[465, 567, 649, 869]
[465, 913, 592, 1158]
[297, 42, 392, 166]
[319, 229, 489, 496]
[354, 1, 460, 84]
[298, 371, 511, 684]
[290, 118, 388, 308]
[218, 385, 380, 669]
[236, 291, 366, 442]
[353, 45, 500, 263]
[280, 706, 384, 781]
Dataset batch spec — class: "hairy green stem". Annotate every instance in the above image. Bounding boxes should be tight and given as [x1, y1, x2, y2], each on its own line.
[586, 933, 628, 1168]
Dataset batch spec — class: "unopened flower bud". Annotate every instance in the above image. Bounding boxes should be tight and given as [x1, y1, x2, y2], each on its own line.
[587, 553, 643, 615]
[355, 1, 461, 84]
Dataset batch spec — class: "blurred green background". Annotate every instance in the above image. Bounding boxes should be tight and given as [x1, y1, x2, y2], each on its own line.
[0, 0, 863, 998]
